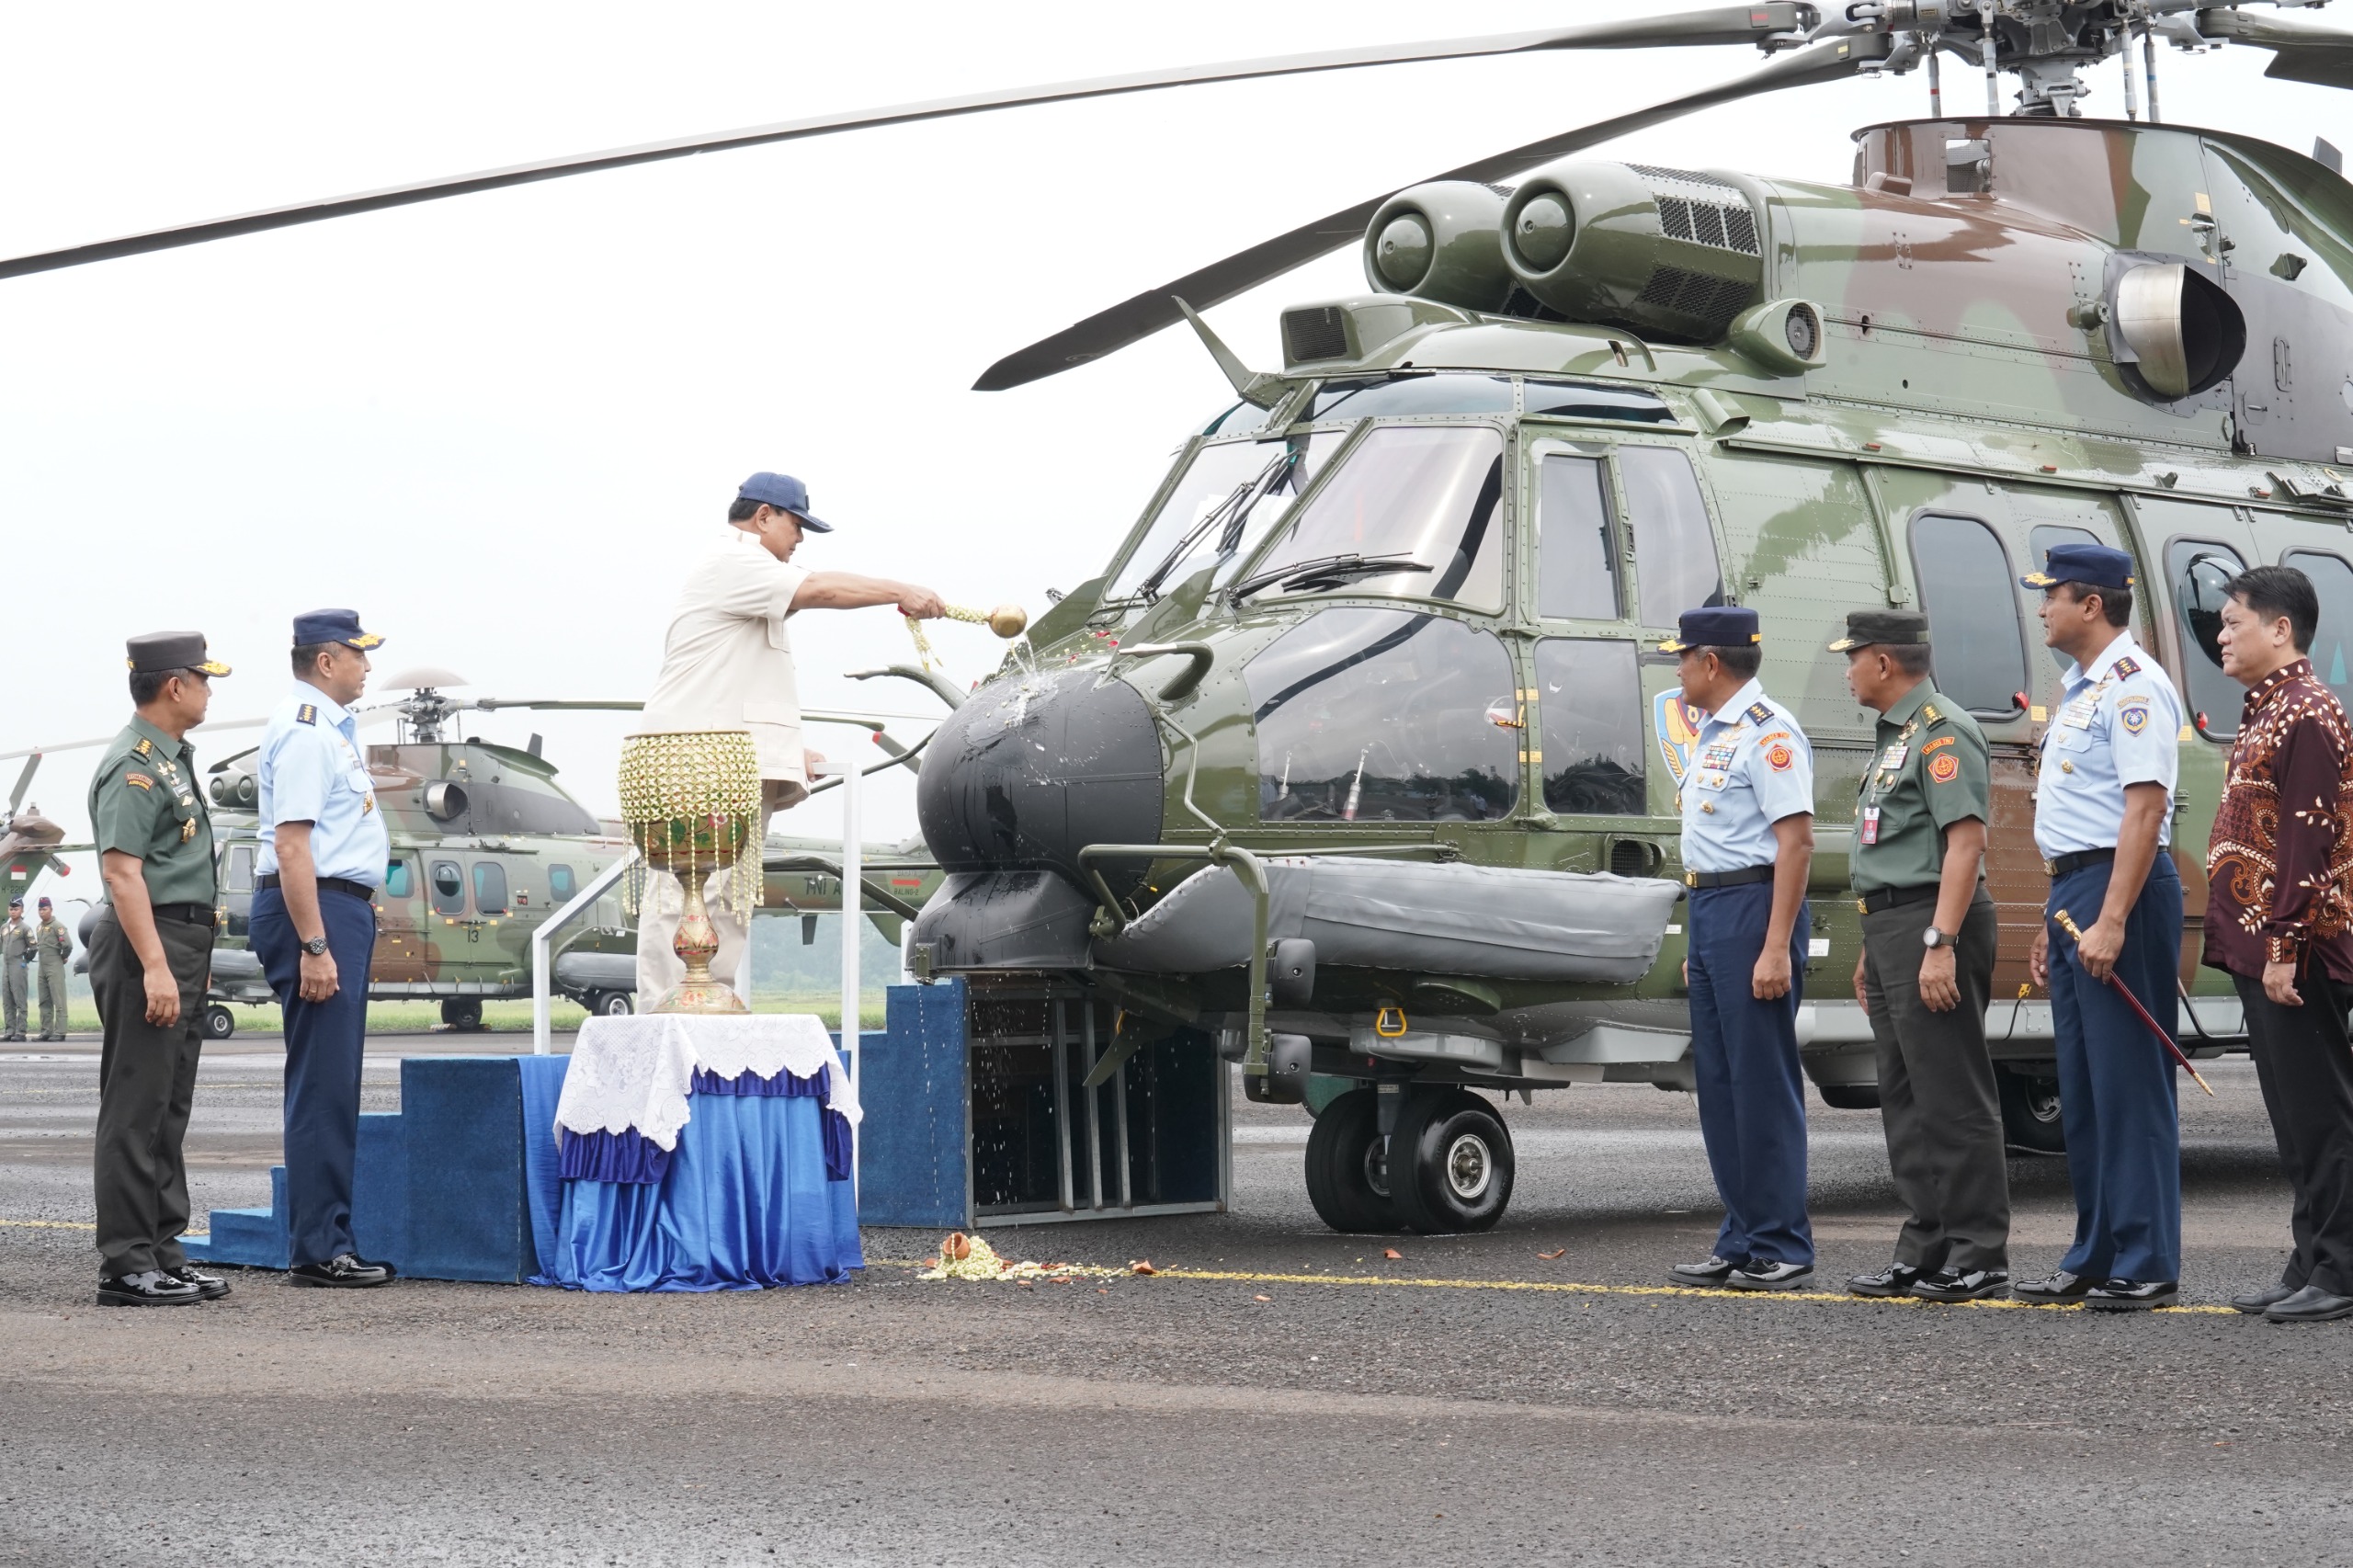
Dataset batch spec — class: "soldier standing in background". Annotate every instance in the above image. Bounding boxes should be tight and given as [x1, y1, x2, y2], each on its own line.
[34, 895, 71, 1041]
[1, 896, 28, 1040]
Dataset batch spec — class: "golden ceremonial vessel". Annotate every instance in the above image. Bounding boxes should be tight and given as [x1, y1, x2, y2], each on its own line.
[618, 730, 762, 1015]
[903, 602, 1027, 671]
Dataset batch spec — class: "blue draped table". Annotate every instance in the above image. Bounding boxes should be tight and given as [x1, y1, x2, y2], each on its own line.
[533, 1015, 864, 1292]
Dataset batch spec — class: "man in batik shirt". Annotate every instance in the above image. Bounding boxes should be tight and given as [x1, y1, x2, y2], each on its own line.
[2204, 564, 2353, 1324]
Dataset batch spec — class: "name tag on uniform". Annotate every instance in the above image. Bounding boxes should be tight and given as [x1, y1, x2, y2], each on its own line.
[1880, 744, 1907, 770]
[1859, 805, 1881, 845]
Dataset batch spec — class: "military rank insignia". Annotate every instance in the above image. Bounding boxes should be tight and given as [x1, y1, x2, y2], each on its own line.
[133, 738, 152, 756]
[2111, 656, 2142, 677]
[297, 704, 318, 725]
[1745, 702, 1775, 727]
[1930, 753, 1961, 782]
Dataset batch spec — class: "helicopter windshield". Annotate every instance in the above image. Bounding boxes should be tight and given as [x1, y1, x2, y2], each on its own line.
[1241, 426, 1505, 610]
[1106, 434, 1336, 602]
[1306, 374, 1514, 421]
[1246, 608, 1518, 824]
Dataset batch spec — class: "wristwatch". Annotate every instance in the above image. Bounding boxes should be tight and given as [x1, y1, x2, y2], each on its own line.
[301, 935, 330, 957]
[1922, 926, 1950, 950]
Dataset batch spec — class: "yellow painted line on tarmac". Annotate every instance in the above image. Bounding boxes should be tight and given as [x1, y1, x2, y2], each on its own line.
[875, 1258, 2239, 1314]
[0, 1218, 97, 1231]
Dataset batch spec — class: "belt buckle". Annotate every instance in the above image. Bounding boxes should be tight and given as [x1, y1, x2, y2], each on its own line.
[1683, 871, 1698, 889]
[1856, 897, 1869, 915]
[2041, 857, 2057, 876]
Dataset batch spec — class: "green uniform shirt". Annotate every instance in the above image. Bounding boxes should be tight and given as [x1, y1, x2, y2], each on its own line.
[86, 716, 216, 908]
[1850, 680, 1991, 896]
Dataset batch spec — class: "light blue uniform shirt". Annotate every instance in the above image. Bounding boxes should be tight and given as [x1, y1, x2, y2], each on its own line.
[2033, 634, 2181, 858]
[256, 684, 391, 887]
[1677, 678, 1815, 874]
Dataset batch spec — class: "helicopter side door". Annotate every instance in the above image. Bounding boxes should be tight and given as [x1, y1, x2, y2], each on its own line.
[373, 853, 429, 983]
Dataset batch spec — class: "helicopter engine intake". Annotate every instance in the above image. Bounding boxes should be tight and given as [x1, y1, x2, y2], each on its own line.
[1499, 160, 1765, 343]
[1360, 181, 1515, 312]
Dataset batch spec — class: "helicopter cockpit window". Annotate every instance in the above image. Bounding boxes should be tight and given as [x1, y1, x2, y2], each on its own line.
[1241, 426, 1505, 610]
[429, 859, 465, 916]
[1537, 454, 1620, 620]
[1246, 608, 1519, 823]
[1106, 436, 1336, 602]
[2169, 539, 2248, 740]
[1523, 380, 1677, 425]
[548, 863, 577, 903]
[2285, 551, 2353, 707]
[1305, 373, 1514, 422]
[1536, 640, 1646, 815]
[1910, 513, 2029, 718]
[222, 844, 255, 893]
[472, 861, 510, 915]
[1200, 401, 1268, 437]
[1619, 447, 1723, 627]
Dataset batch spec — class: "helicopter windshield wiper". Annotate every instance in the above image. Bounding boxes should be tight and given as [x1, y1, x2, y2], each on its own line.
[1131, 448, 1299, 601]
[1231, 552, 1431, 600]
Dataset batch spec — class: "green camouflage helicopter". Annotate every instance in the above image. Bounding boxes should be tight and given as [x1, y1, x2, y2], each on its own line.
[6, 674, 945, 1039]
[14, 1, 2353, 1230]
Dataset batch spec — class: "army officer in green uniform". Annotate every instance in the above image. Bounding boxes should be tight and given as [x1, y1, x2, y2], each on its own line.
[86, 631, 233, 1308]
[1, 896, 28, 1040]
[1831, 609, 2011, 1301]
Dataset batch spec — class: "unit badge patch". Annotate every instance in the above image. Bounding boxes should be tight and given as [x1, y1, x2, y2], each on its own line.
[123, 772, 153, 790]
[1766, 743, 1795, 772]
[1921, 735, 1956, 756]
[2120, 700, 2151, 733]
[1929, 753, 1961, 783]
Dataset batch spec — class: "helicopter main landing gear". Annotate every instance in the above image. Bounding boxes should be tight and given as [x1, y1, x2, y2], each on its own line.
[1304, 1085, 1516, 1235]
[439, 997, 483, 1032]
[201, 1004, 235, 1040]
[585, 990, 633, 1017]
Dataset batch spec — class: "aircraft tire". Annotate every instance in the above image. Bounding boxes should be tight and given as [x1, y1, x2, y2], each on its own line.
[1998, 1066, 2067, 1156]
[1387, 1089, 1514, 1234]
[441, 997, 483, 1031]
[1302, 1087, 1401, 1233]
[591, 991, 634, 1017]
[202, 1004, 235, 1040]
[1817, 1084, 1881, 1110]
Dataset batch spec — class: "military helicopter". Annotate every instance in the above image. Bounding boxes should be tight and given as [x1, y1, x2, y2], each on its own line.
[12, 2, 2353, 1230]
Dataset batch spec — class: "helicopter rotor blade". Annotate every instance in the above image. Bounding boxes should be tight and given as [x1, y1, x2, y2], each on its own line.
[0, 7, 1811, 285]
[6, 755, 37, 814]
[2198, 7, 2353, 90]
[465, 699, 647, 712]
[972, 35, 1883, 392]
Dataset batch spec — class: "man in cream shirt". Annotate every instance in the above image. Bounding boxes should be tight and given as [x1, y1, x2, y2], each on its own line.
[633, 472, 944, 998]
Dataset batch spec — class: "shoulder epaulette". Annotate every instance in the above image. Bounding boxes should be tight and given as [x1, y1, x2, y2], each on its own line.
[1921, 702, 1945, 725]
[1745, 701, 1775, 727]
[133, 737, 152, 756]
[296, 704, 317, 726]
[2112, 655, 2142, 678]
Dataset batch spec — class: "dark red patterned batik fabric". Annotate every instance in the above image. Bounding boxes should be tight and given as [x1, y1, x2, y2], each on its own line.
[2204, 658, 2353, 983]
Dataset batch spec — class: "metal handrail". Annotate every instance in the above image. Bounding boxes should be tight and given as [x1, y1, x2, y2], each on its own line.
[530, 846, 639, 1056]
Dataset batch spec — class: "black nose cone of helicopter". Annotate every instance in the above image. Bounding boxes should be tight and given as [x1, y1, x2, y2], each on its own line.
[916, 666, 1164, 897]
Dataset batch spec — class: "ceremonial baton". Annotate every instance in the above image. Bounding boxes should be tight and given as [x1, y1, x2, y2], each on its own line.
[2052, 908, 2216, 1097]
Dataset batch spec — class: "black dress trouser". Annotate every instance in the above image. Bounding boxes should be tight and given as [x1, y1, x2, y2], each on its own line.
[2233, 968, 2353, 1298]
[88, 911, 212, 1277]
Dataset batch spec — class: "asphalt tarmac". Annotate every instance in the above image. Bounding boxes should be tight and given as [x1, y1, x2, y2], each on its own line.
[4, 1032, 2349, 1566]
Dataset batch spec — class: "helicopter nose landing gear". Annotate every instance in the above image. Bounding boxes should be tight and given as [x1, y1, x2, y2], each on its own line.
[439, 997, 483, 1031]
[201, 1004, 235, 1040]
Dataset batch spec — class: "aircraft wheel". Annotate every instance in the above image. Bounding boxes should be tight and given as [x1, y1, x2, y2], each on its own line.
[440, 997, 483, 1031]
[1302, 1087, 1401, 1233]
[1817, 1084, 1881, 1110]
[1388, 1089, 1514, 1234]
[1999, 1067, 2067, 1156]
[593, 991, 634, 1017]
[201, 1004, 235, 1040]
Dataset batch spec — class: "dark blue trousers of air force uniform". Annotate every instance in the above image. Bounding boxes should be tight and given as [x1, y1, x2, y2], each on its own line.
[250, 882, 377, 1267]
[1688, 882, 1814, 1267]
[2045, 855, 2185, 1284]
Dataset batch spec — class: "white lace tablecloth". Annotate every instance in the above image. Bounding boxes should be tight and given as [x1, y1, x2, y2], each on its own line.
[553, 1014, 862, 1153]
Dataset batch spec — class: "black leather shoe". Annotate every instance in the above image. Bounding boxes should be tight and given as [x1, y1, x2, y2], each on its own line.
[97, 1269, 203, 1307]
[2264, 1284, 2353, 1324]
[164, 1265, 230, 1301]
[1912, 1267, 2010, 1302]
[1726, 1259, 1815, 1291]
[287, 1254, 396, 1289]
[2232, 1282, 2302, 1315]
[1667, 1254, 1745, 1287]
[2012, 1269, 2097, 1304]
[1847, 1263, 1924, 1298]
[2085, 1278, 2178, 1312]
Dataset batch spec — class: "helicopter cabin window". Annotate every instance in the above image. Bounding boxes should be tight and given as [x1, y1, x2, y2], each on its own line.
[1305, 373, 1514, 422]
[1537, 454, 1620, 620]
[1246, 608, 1519, 824]
[1244, 426, 1505, 611]
[2285, 551, 2353, 706]
[548, 863, 577, 903]
[1107, 435, 1337, 602]
[222, 844, 255, 893]
[382, 860, 411, 900]
[1535, 640, 1645, 815]
[2168, 539, 2248, 740]
[1522, 380, 1677, 425]
[1619, 447, 1723, 627]
[429, 859, 466, 916]
[472, 861, 509, 916]
[1910, 514, 2029, 718]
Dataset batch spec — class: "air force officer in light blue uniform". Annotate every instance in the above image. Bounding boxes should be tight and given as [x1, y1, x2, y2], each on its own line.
[250, 608, 396, 1289]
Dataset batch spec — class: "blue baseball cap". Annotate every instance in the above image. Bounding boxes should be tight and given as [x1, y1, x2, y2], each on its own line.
[291, 608, 383, 651]
[2022, 542, 2136, 591]
[737, 472, 832, 533]
[1658, 606, 1761, 653]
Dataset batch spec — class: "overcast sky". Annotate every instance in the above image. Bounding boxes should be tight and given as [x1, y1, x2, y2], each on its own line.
[2, 4, 2341, 895]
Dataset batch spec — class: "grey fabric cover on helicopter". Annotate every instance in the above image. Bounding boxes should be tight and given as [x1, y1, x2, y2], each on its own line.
[1094, 856, 1680, 983]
